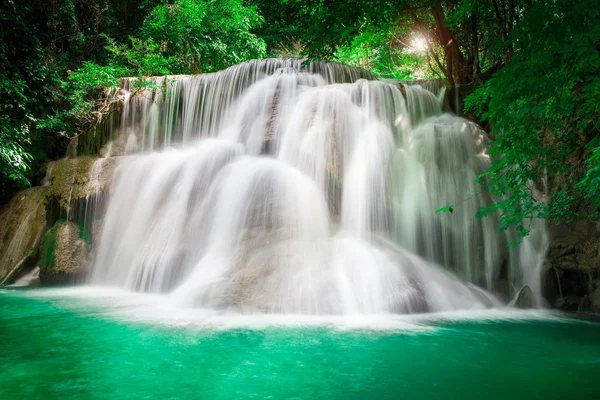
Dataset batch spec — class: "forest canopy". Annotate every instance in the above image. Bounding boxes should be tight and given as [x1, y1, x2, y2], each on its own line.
[1, 0, 599, 235]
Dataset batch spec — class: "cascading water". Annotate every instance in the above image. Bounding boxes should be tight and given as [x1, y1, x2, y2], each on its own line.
[91, 58, 546, 314]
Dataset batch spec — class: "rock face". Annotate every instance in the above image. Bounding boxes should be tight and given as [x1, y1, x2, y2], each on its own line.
[0, 156, 116, 286]
[514, 286, 535, 309]
[46, 156, 116, 218]
[0, 187, 48, 284]
[543, 221, 600, 313]
[589, 286, 600, 314]
[39, 222, 90, 285]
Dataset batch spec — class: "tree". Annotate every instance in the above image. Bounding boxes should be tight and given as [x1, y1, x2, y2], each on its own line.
[467, 0, 600, 234]
[252, 0, 600, 236]
[0, 0, 268, 203]
[141, 0, 266, 74]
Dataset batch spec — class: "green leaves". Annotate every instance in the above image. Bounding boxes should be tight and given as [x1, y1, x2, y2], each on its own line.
[462, 0, 600, 234]
[335, 23, 441, 80]
[435, 205, 454, 214]
[141, 0, 267, 74]
[105, 37, 171, 77]
[0, 116, 32, 186]
[578, 137, 600, 210]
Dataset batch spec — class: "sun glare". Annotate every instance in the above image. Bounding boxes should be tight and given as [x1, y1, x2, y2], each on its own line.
[411, 35, 428, 52]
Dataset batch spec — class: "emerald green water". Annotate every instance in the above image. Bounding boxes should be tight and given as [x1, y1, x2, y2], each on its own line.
[1, 289, 599, 400]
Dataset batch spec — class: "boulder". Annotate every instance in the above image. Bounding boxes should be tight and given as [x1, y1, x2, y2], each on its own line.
[554, 296, 583, 312]
[513, 285, 535, 309]
[0, 154, 116, 286]
[543, 221, 600, 309]
[590, 288, 600, 314]
[46, 156, 116, 215]
[0, 187, 48, 284]
[39, 222, 90, 285]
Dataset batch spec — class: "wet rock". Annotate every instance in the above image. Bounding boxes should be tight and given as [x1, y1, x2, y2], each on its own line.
[46, 157, 116, 213]
[543, 221, 600, 307]
[66, 136, 78, 158]
[99, 130, 131, 157]
[554, 296, 583, 311]
[44, 157, 116, 234]
[590, 288, 600, 314]
[39, 222, 90, 285]
[514, 285, 535, 309]
[493, 279, 511, 302]
[92, 219, 104, 247]
[0, 152, 116, 286]
[578, 295, 591, 312]
[0, 187, 48, 284]
[10, 267, 41, 287]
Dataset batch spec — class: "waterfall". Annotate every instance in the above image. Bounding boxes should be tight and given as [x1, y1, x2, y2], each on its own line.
[90, 59, 546, 314]
[108, 59, 376, 152]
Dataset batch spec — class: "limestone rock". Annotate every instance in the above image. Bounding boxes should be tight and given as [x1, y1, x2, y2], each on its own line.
[46, 157, 116, 212]
[578, 295, 591, 312]
[39, 222, 90, 285]
[99, 130, 132, 157]
[66, 136, 78, 158]
[0, 187, 48, 284]
[92, 219, 104, 247]
[590, 288, 600, 314]
[514, 285, 535, 309]
[543, 221, 600, 307]
[0, 152, 117, 286]
[554, 296, 583, 311]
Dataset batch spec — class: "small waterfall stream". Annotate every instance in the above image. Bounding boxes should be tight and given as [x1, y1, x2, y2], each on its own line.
[90, 59, 547, 314]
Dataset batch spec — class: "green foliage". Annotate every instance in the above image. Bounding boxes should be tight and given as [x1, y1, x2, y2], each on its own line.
[578, 137, 600, 212]
[37, 61, 129, 139]
[435, 205, 454, 214]
[141, 0, 266, 73]
[336, 25, 441, 80]
[1, 0, 599, 241]
[0, 0, 53, 200]
[40, 0, 268, 149]
[105, 37, 172, 77]
[466, 0, 600, 233]
[0, 117, 33, 186]
[0, 0, 270, 204]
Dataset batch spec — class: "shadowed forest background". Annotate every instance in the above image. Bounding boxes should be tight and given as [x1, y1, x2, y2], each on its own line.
[1, 0, 599, 238]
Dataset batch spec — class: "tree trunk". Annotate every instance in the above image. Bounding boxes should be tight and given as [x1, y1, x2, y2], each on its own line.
[430, 2, 470, 113]
[430, 2, 468, 87]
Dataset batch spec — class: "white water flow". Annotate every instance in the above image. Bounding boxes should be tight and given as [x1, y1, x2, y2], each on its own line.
[91, 59, 547, 314]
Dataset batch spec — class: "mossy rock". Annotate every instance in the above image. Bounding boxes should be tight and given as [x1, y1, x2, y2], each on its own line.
[0, 187, 48, 284]
[0, 153, 115, 285]
[39, 222, 89, 285]
[46, 157, 116, 212]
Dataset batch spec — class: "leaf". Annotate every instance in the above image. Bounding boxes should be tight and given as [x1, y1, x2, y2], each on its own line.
[435, 205, 454, 214]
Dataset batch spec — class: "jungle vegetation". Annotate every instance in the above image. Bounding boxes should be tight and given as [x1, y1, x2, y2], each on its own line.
[1, 0, 598, 235]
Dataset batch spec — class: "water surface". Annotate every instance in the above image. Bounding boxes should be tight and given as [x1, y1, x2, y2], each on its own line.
[1, 288, 599, 400]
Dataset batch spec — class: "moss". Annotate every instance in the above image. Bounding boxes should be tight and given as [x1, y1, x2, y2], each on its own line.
[76, 220, 93, 244]
[44, 156, 116, 227]
[47, 157, 96, 210]
[38, 221, 90, 286]
[40, 220, 91, 269]
[39, 224, 61, 270]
